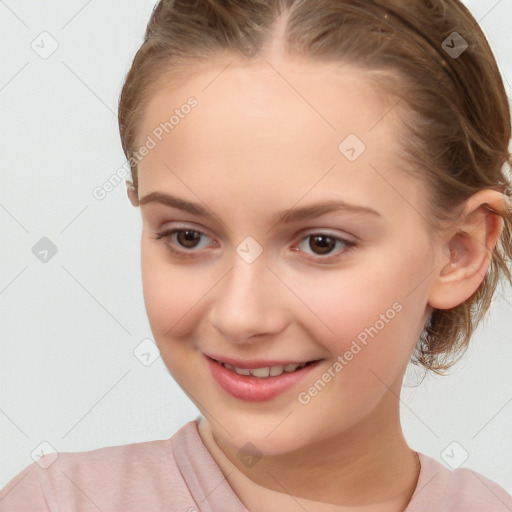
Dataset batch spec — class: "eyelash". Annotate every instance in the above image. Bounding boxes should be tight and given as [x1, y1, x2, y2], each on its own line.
[152, 228, 356, 262]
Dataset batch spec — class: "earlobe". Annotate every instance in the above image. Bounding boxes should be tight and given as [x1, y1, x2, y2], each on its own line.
[428, 189, 506, 310]
[126, 180, 140, 207]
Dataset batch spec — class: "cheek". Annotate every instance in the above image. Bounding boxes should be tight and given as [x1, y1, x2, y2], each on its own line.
[302, 285, 410, 390]
[291, 267, 403, 344]
[140, 240, 212, 341]
[291, 253, 427, 379]
[292, 270, 421, 437]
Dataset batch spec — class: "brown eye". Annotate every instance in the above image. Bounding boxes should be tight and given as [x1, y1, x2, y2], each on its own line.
[176, 230, 202, 248]
[309, 234, 337, 255]
[294, 232, 355, 261]
[153, 228, 215, 255]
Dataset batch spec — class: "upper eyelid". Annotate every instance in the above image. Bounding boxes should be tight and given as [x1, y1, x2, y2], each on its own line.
[156, 221, 355, 239]
[158, 222, 214, 238]
[157, 227, 355, 252]
[157, 225, 353, 239]
[299, 228, 354, 241]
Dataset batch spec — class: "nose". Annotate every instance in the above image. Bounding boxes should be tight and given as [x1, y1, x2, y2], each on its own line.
[208, 252, 289, 344]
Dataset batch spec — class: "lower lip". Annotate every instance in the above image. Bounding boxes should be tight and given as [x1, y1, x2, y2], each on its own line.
[205, 356, 320, 402]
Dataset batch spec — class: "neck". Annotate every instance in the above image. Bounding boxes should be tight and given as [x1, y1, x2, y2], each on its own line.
[199, 391, 420, 509]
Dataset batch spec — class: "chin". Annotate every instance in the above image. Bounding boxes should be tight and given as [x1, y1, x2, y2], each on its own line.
[205, 409, 315, 456]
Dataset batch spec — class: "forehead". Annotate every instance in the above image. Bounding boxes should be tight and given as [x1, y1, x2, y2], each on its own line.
[135, 58, 424, 221]
[137, 58, 395, 148]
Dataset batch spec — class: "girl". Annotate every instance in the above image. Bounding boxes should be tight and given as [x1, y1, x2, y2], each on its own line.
[1, 0, 511, 510]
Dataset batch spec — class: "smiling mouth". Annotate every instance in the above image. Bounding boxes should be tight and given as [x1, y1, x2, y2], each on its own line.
[210, 358, 319, 378]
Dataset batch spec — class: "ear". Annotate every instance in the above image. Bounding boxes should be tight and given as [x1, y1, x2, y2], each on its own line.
[428, 189, 507, 310]
[126, 180, 140, 207]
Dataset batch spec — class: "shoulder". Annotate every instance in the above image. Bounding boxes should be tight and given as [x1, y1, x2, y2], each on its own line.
[406, 451, 512, 512]
[0, 421, 200, 512]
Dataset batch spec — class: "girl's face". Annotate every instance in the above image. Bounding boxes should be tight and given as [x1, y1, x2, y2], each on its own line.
[135, 58, 439, 455]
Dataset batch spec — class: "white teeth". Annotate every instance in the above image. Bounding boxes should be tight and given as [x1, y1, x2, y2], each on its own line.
[269, 366, 284, 376]
[250, 367, 270, 377]
[284, 363, 302, 372]
[221, 361, 310, 378]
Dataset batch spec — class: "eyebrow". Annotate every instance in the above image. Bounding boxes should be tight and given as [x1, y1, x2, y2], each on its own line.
[139, 191, 382, 224]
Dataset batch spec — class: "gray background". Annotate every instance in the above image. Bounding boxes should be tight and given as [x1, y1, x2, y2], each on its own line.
[1, 0, 511, 493]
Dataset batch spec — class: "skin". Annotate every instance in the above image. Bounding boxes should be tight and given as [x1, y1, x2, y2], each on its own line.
[127, 55, 505, 510]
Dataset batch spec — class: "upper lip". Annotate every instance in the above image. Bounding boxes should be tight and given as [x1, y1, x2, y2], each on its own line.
[204, 353, 321, 369]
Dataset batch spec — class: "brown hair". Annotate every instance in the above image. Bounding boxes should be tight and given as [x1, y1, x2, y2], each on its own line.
[118, 0, 512, 373]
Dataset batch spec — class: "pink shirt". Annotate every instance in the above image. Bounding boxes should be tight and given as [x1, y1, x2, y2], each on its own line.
[1, 419, 511, 511]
